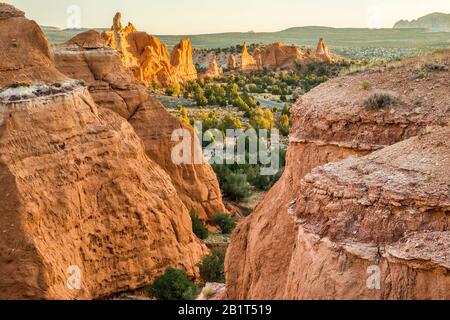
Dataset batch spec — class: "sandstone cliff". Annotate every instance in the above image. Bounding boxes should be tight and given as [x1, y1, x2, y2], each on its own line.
[54, 30, 226, 221]
[102, 13, 197, 87]
[0, 5, 209, 299]
[225, 51, 450, 299]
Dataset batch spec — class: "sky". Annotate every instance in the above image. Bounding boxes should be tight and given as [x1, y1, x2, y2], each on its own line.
[8, 0, 450, 35]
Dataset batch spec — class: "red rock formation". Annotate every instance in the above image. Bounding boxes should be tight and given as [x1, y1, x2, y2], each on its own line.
[240, 39, 338, 73]
[53, 30, 226, 221]
[0, 5, 208, 300]
[200, 56, 223, 79]
[102, 13, 197, 87]
[255, 42, 303, 70]
[241, 43, 258, 72]
[225, 51, 450, 299]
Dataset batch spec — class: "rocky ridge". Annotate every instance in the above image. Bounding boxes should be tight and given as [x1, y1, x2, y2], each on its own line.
[0, 4, 211, 299]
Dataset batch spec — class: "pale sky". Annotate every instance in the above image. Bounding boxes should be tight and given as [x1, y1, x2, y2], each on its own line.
[7, 0, 450, 34]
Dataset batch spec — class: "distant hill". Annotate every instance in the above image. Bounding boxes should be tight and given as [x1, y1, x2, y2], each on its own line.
[394, 12, 450, 32]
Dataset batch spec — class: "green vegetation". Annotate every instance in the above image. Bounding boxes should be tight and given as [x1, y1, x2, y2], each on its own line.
[198, 248, 226, 283]
[362, 80, 370, 90]
[190, 211, 209, 240]
[9, 81, 32, 88]
[148, 268, 199, 300]
[212, 213, 236, 234]
[165, 83, 181, 96]
[220, 171, 252, 201]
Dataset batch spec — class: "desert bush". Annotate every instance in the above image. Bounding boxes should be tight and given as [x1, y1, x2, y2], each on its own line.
[165, 83, 181, 96]
[148, 268, 199, 300]
[364, 90, 400, 110]
[222, 172, 252, 201]
[10, 81, 32, 88]
[423, 62, 448, 72]
[198, 248, 226, 283]
[203, 287, 216, 299]
[190, 211, 209, 240]
[213, 213, 236, 234]
[278, 114, 291, 137]
[362, 80, 370, 90]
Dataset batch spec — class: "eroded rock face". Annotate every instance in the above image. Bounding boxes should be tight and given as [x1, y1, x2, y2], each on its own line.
[225, 51, 450, 300]
[200, 56, 223, 79]
[255, 42, 303, 70]
[102, 13, 197, 87]
[54, 30, 226, 220]
[0, 5, 208, 300]
[285, 128, 449, 299]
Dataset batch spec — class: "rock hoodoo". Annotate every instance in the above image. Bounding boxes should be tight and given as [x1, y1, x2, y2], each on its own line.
[225, 51, 450, 299]
[0, 5, 209, 299]
[316, 37, 333, 62]
[227, 54, 237, 70]
[54, 30, 226, 221]
[200, 56, 223, 79]
[240, 43, 259, 72]
[102, 13, 197, 87]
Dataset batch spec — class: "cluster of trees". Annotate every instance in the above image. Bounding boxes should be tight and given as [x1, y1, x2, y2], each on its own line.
[148, 247, 228, 300]
[212, 146, 287, 201]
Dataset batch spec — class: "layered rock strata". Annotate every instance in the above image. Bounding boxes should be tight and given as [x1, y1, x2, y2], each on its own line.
[0, 4, 209, 299]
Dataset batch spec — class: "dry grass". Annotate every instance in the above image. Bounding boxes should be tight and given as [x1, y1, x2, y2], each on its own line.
[364, 90, 401, 111]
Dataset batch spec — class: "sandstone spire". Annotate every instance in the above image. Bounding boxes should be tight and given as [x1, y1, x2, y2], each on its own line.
[316, 37, 333, 62]
[227, 53, 237, 70]
[201, 55, 223, 79]
[241, 42, 259, 72]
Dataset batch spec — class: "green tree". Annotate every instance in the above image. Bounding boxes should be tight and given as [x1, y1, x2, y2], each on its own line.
[219, 115, 243, 132]
[212, 213, 236, 234]
[148, 268, 199, 300]
[249, 108, 274, 131]
[222, 172, 252, 201]
[190, 211, 209, 240]
[198, 248, 226, 283]
[278, 114, 291, 136]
